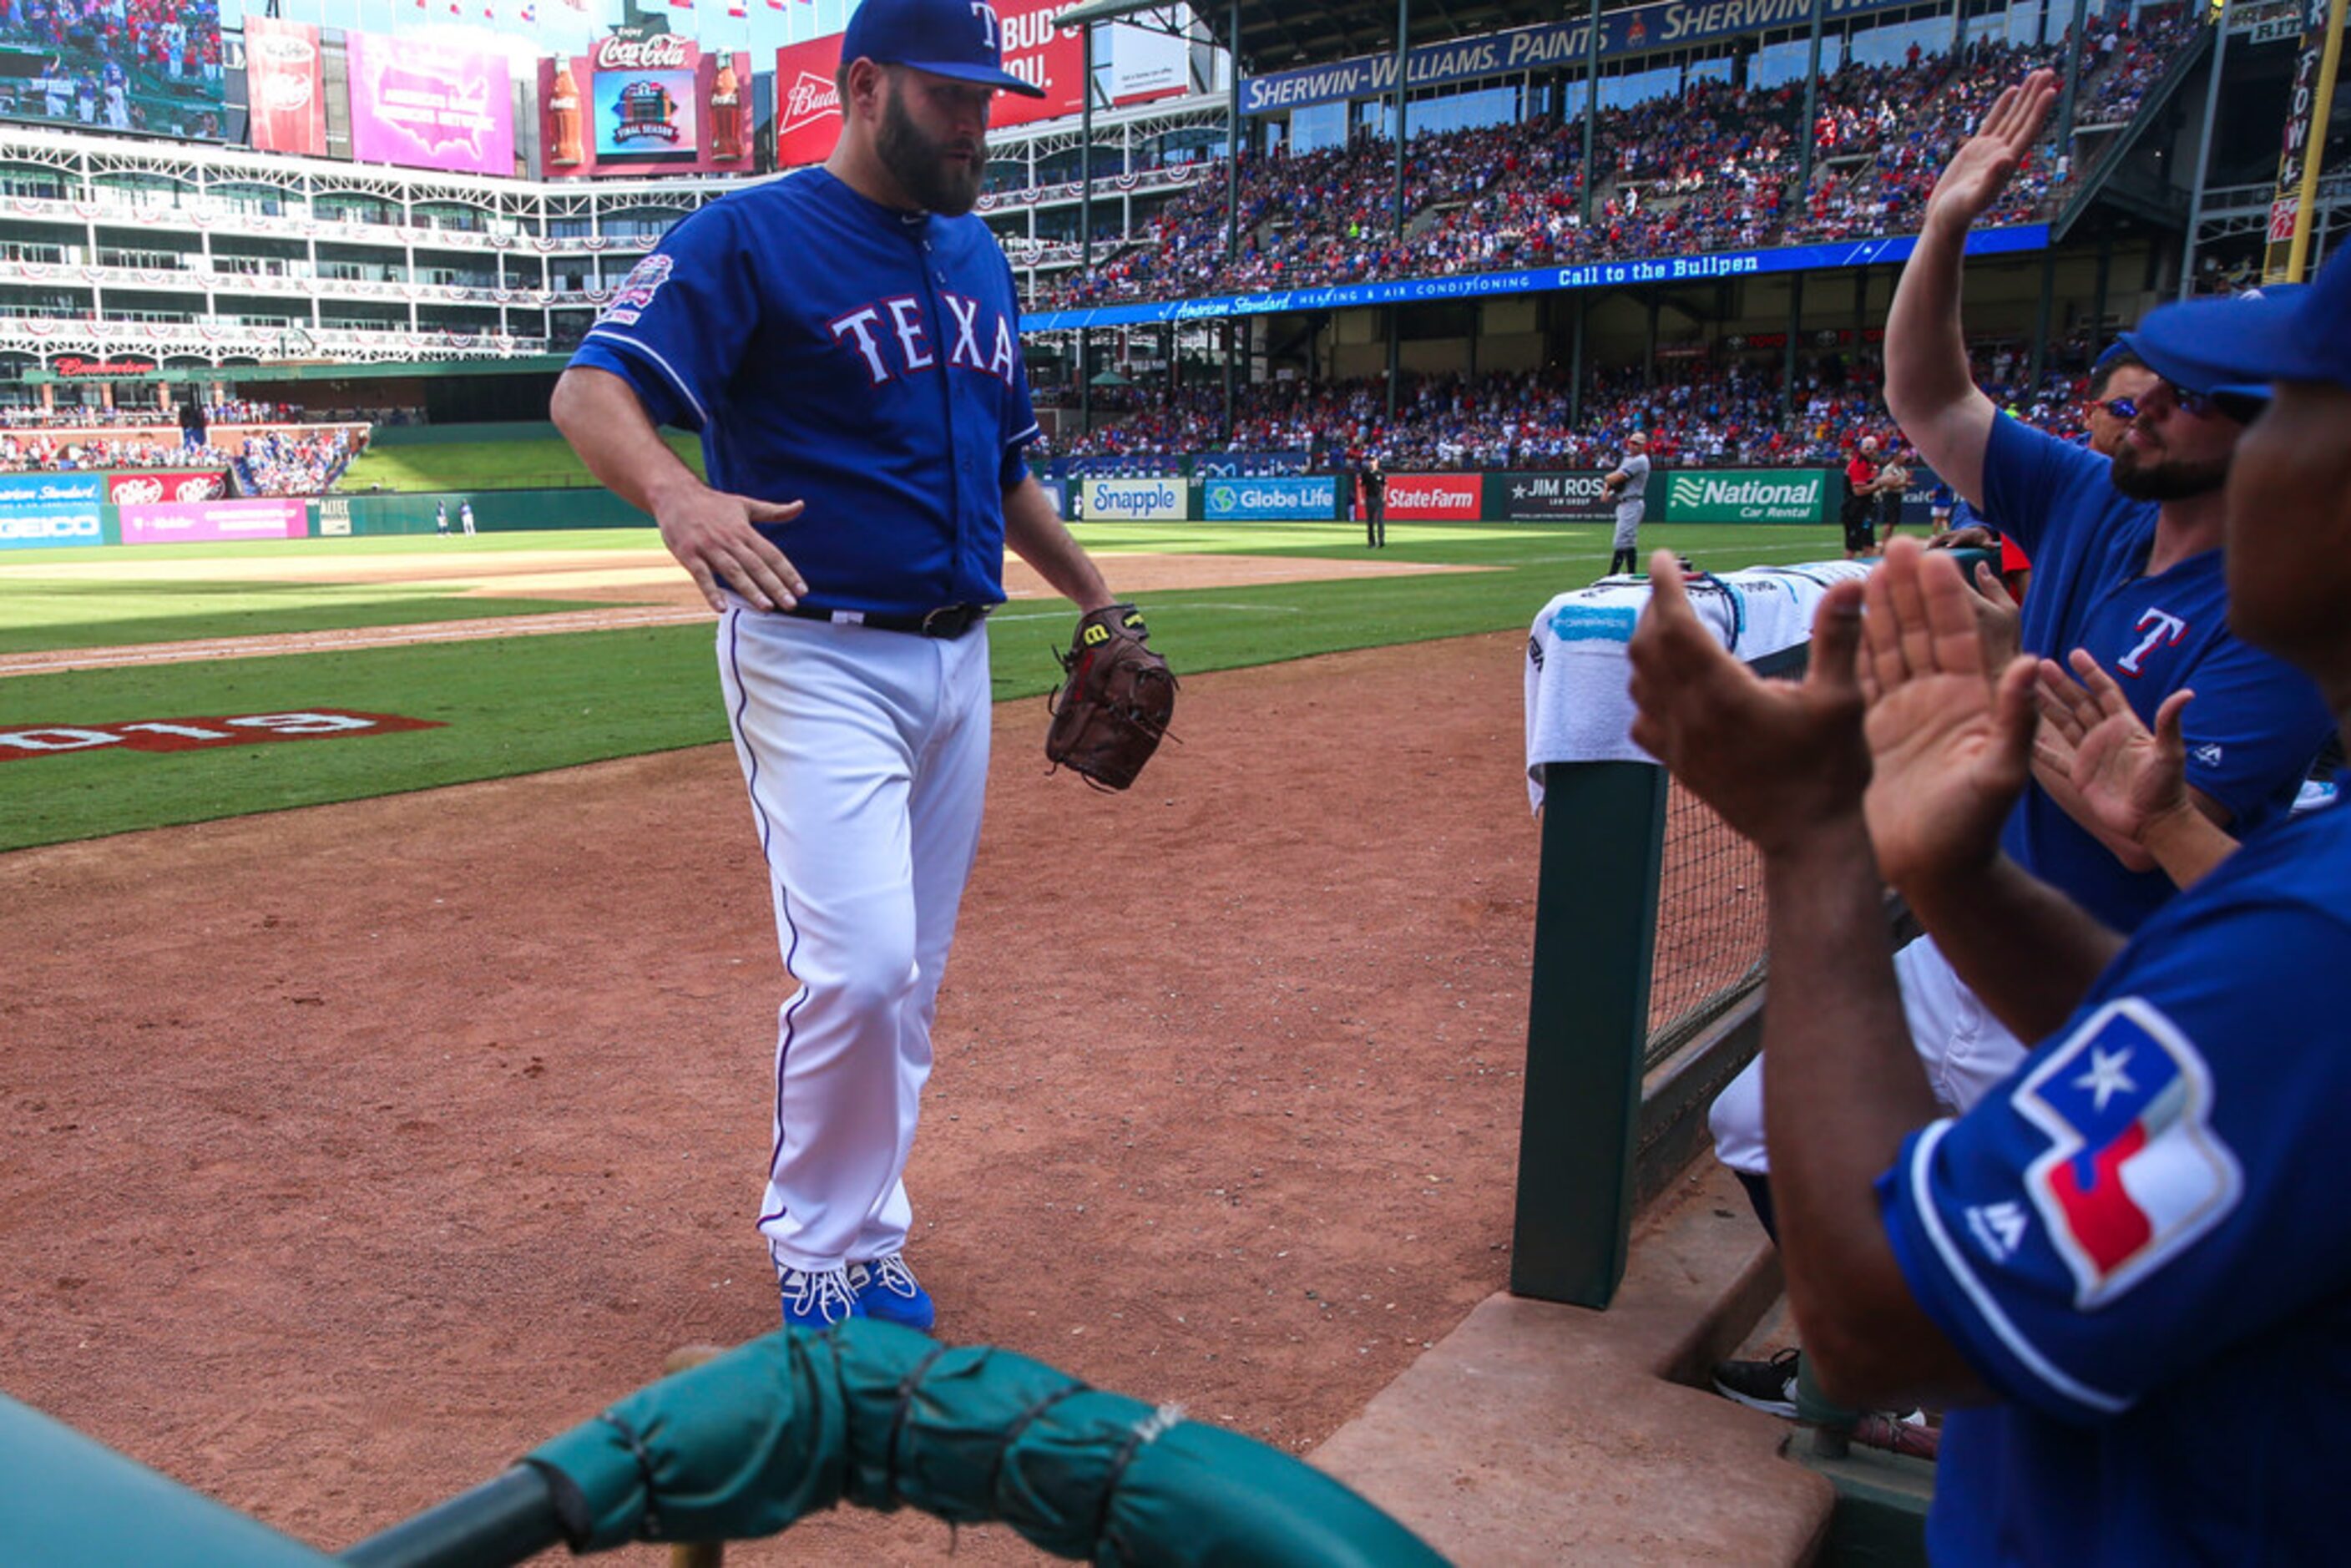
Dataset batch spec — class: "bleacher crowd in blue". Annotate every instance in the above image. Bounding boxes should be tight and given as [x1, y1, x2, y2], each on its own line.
[1025, 13, 2194, 311]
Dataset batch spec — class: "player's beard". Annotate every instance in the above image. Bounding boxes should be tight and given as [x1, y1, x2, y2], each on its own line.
[2110, 444, 2231, 502]
[878, 82, 984, 216]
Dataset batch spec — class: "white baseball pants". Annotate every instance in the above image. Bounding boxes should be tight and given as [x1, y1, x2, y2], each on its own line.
[716, 609, 992, 1276]
[1708, 933, 2028, 1177]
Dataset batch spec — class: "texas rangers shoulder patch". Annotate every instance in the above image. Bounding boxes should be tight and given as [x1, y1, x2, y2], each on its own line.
[2012, 997, 2242, 1311]
[599, 253, 675, 327]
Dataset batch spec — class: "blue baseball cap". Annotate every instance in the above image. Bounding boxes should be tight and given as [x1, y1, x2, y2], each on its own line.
[2124, 249, 2351, 399]
[842, 0, 1047, 98]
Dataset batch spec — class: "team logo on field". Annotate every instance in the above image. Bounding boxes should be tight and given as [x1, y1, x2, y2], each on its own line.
[2013, 997, 2242, 1308]
[598, 254, 675, 327]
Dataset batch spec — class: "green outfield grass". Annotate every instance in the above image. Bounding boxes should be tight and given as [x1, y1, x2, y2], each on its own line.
[338, 433, 705, 493]
[0, 520, 1850, 851]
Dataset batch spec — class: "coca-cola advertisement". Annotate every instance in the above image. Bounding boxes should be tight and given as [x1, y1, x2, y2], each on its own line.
[540, 37, 753, 178]
[245, 17, 325, 157]
[105, 471, 230, 506]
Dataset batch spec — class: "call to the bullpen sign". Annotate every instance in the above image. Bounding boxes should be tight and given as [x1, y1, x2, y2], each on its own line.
[1662, 469, 1830, 524]
[1205, 476, 1337, 521]
[1078, 477, 1188, 522]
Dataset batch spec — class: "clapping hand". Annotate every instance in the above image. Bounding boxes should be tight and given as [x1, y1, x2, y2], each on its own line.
[1856, 539, 2040, 888]
[2035, 648, 2196, 850]
[1627, 551, 1872, 858]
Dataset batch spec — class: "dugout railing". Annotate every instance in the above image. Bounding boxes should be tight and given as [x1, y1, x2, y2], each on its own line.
[1507, 640, 1798, 1310]
[1508, 551, 1993, 1311]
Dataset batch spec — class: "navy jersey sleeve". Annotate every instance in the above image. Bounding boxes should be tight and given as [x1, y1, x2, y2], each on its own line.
[566, 204, 753, 433]
[1979, 412, 2110, 562]
[1878, 858, 2351, 1424]
[999, 259, 1040, 492]
[2170, 639, 2333, 832]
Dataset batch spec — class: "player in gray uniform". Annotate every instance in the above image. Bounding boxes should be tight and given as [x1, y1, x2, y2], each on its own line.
[1606, 432, 1651, 576]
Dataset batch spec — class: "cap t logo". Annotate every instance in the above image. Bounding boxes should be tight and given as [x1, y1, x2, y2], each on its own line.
[969, 2, 998, 48]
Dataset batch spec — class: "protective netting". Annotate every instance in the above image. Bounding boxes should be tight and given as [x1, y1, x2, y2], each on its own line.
[1643, 780, 1768, 1070]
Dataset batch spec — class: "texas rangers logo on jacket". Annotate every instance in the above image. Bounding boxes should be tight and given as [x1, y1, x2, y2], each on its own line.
[2012, 997, 2243, 1309]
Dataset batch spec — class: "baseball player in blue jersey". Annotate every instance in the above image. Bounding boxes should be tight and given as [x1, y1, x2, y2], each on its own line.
[1705, 77, 2331, 1333]
[550, 0, 1121, 1332]
[1630, 240, 2351, 1561]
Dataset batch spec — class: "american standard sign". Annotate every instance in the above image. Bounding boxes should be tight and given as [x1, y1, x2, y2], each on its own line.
[1023, 226, 2049, 334]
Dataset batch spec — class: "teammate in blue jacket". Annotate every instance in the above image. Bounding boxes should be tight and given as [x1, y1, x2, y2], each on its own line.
[1630, 240, 2351, 1564]
[552, 0, 1120, 1332]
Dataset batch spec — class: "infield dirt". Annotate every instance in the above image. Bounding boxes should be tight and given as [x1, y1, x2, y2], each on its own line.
[1, 630, 1540, 1564]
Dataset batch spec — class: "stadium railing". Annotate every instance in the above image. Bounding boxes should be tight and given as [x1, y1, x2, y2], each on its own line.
[1509, 560, 1984, 1310]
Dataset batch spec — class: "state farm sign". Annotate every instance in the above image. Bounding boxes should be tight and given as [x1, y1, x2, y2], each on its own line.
[1382, 474, 1483, 520]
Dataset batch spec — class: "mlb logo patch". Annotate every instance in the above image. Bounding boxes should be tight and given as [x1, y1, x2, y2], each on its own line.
[2014, 998, 2242, 1310]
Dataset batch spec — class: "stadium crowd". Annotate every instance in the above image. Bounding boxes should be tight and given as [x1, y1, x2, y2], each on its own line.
[0, 398, 301, 429]
[1027, 8, 2194, 310]
[0, 431, 233, 472]
[1038, 343, 2093, 471]
[233, 427, 362, 497]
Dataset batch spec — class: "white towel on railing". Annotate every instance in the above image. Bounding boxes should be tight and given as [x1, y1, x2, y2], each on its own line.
[1524, 560, 1871, 809]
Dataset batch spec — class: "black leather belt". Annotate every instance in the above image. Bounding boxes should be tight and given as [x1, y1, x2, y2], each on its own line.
[782, 603, 993, 639]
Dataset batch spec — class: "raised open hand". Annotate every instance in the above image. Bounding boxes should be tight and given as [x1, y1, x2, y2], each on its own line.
[1924, 70, 2060, 231]
[1627, 550, 1871, 858]
[1856, 539, 2039, 889]
[2037, 647, 2196, 847]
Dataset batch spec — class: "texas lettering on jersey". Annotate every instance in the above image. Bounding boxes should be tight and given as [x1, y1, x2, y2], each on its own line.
[826, 292, 1019, 388]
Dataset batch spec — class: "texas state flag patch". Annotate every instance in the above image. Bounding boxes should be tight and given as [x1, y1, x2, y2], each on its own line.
[2014, 998, 2242, 1310]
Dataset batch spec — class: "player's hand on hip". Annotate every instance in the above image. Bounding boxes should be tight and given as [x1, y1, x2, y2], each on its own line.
[1856, 539, 2039, 889]
[1628, 549, 1872, 859]
[1924, 69, 2058, 230]
[656, 488, 809, 614]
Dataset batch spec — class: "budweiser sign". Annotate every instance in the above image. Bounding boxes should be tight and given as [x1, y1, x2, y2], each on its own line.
[594, 33, 693, 71]
[782, 70, 839, 134]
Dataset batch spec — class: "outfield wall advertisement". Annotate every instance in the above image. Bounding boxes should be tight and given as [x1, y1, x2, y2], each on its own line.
[0, 475, 104, 551]
[1660, 468, 1831, 524]
[1490, 471, 1624, 522]
[1205, 477, 1337, 521]
[105, 470, 230, 506]
[1076, 478, 1188, 522]
[120, 498, 309, 544]
[1380, 474, 1483, 521]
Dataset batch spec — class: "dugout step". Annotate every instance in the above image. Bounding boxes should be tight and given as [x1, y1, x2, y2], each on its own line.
[1311, 1162, 1835, 1565]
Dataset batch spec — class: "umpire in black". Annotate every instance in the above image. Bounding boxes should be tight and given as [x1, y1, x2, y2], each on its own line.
[1362, 453, 1388, 549]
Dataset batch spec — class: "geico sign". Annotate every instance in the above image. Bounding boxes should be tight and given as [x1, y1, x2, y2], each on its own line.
[0, 514, 99, 539]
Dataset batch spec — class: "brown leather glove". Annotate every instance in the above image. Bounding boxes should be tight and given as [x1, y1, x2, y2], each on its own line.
[1044, 604, 1176, 791]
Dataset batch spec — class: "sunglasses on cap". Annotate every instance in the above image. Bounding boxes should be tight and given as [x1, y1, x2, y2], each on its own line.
[2093, 382, 2267, 424]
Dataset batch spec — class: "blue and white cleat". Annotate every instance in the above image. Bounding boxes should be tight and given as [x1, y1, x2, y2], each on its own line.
[847, 1253, 936, 1331]
[779, 1264, 865, 1332]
